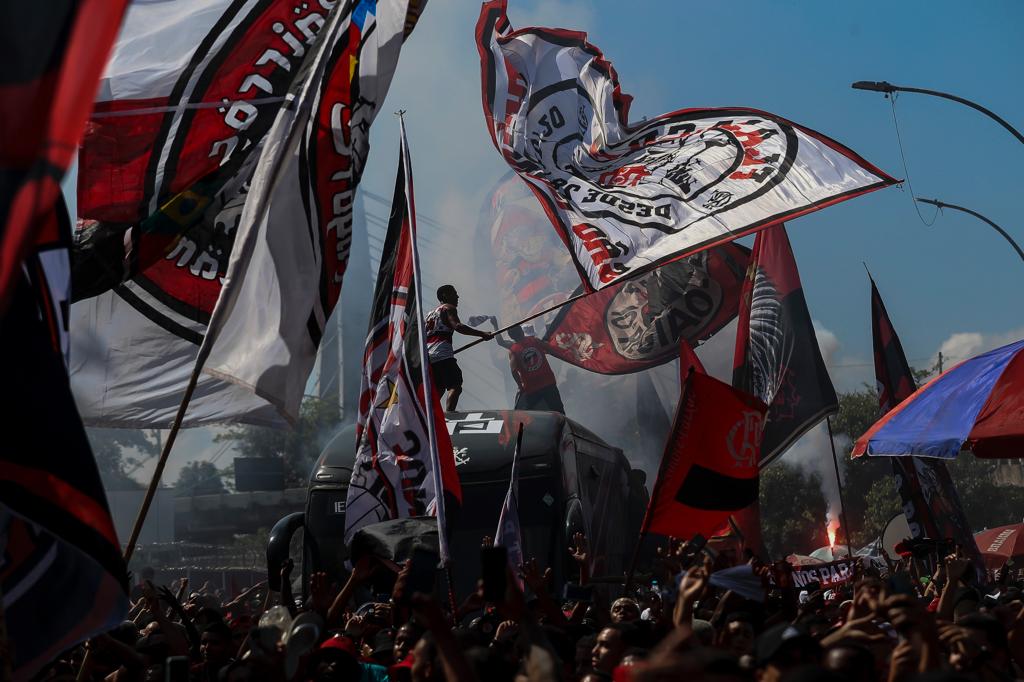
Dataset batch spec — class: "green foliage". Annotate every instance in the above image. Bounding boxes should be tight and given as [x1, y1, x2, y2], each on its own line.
[214, 397, 341, 487]
[174, 460, 227, 497]
[859, 476, 902, 544]
[86, 428, 159, 491]
[945, 457, 1024, 530]
[827, 376, 1024, 544]
[760, 462, 829, 559]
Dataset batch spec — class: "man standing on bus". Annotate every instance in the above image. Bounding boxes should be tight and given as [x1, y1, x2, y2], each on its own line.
[426, 284, 492, 411]
[497, 325, 565, 413]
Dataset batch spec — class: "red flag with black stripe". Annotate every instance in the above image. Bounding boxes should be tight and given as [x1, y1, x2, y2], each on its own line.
[870, 276, 981, 573]
[733, 223, 838, 466]
[643, 371, 767, 540]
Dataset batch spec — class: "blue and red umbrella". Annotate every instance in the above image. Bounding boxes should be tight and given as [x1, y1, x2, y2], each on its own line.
[854, 338, 1024, 459]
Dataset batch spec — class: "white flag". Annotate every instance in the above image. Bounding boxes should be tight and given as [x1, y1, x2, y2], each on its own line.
[202, 0, 426, 423]
[342, 119, 460, 560]
[494, 424, 525, 586]
[477, 0, 895, 291]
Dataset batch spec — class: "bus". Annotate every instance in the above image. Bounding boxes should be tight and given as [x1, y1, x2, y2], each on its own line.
[268, 410, 650, 597]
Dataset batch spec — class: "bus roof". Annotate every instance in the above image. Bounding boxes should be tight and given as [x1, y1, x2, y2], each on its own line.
[316, 410, 620, 479]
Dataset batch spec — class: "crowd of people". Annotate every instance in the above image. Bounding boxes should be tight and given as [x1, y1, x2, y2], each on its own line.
[37, 535, 1024, 682]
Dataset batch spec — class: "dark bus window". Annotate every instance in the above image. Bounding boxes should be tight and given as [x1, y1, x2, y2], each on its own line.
[448, 475, 561, 597]
[306, 488, 349, 582]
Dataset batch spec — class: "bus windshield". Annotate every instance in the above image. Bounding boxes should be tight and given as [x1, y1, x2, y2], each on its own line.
[448, 474, 562, 595]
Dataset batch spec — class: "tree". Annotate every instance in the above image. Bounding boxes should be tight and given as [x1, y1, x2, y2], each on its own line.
[760, 462, 829, 558]
[215, 397, 341, 487]
[945, 456, 1024, 530]
[86, 428, 159, 491]
[829, 375, 1024, 543]
[174, 461, 227, 497]
[828, 386, 894, 544]
[859, 477, 902, 544]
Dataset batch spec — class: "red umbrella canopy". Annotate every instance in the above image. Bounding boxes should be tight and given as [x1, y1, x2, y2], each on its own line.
[974, 523, 1024, 569]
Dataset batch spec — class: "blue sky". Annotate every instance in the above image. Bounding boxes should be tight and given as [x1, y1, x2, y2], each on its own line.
[85, 0, 1024, 486]
[358, 0, 1024, 390]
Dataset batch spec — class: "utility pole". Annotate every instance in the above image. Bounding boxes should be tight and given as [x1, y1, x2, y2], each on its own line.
[851, 81, 1023, 145]
[915, 198, 1024, 265]
[938, 352, 943, 374]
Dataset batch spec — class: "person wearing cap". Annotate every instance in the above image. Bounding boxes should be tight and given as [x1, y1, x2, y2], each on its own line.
[314, 634, 390, 682]
[753, 622, 821, 682]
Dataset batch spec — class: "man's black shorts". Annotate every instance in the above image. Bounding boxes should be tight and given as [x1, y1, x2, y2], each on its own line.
[430, 358, 463, 391]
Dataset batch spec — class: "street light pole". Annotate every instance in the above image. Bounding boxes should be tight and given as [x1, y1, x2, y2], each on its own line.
[916, 198, 1024, 264]
[852, 81, 1024, 145]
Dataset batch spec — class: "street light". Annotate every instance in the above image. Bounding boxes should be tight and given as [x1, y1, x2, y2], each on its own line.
[852, 81, 1024, 145]
[915, 198, 1024, 264]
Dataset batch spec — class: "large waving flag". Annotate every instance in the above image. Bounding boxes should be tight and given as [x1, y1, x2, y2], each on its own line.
[475, 0, 895, 292]
[343, 122, 460, 557]
[542, 242, 749, 374]
[203, 0, 426, 423]
[733, 223, 838, 466]
[71, 0, 333, 427]
[643, 371, 766, 540]
[71, 0, 426, 426]
[869, 277, 982, 573]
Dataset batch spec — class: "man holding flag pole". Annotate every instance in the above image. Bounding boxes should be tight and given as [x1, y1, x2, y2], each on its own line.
[343, 115, 461, 566]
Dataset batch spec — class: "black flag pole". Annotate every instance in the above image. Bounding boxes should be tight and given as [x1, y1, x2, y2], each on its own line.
[453, 289, 590, 355]
[453, 246, 696, 356]
[825, 416, 853, 554]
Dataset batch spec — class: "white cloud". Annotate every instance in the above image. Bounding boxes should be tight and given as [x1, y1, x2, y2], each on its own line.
[936, 327, 1024, 367]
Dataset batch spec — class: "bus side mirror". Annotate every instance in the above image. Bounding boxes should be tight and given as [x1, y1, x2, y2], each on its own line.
[267, 512, 305, 591]
[564, 498, 585, 545]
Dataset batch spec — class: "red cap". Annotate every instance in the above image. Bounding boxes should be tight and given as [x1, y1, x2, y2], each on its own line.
[389, 652, 416, 674]
[319, 635, 358, 657]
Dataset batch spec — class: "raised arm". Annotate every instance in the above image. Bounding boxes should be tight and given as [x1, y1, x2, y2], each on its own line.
[446, 307, 492, 340]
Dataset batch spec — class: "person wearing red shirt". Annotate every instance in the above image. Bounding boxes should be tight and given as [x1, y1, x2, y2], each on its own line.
[499, 325, 565, 413]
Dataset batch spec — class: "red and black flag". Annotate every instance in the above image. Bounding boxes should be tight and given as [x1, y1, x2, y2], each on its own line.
[869, 276, 982, 573]
[0, 1, 127, 312]
[543, 242, 750, 374]
[642, 371, 767, 540]
[733, 223, 838, 466]
[0, 3, 130, 678]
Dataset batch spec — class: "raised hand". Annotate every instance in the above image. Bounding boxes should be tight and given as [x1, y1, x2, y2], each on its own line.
[493, 619, 519, 644]
[570, 532, 589, 566]
[309, 571, 335, 615]
[351, 555, 378, 584]
[519, 557, 551, 594]
[944, 554, 971, 584]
